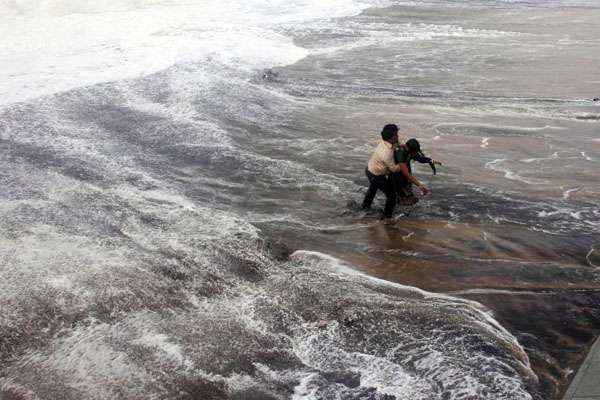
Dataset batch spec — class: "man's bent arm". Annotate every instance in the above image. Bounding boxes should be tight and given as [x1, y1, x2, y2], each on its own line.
[384, 155, 403, 174]
[388, 163, 403, 174]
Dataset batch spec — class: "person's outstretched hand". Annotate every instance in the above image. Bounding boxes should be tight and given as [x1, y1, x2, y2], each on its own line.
[420, 186, 430, 195]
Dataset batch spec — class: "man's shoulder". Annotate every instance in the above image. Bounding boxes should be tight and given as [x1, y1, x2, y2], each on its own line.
[375, 140, 393, 153]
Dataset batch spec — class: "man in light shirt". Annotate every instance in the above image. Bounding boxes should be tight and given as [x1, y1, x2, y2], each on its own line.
[361, 124, 430, 218]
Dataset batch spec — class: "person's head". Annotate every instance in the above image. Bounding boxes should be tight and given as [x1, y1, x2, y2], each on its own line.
[381, 124, 399, 144]
[405, 138, 421, 156]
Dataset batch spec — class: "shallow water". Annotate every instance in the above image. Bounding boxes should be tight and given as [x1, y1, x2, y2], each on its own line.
[1, 1, 599, 399]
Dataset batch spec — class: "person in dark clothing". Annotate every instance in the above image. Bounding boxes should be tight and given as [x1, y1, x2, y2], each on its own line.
[392, 138, 442, 204]
[361, 124, 404, 218]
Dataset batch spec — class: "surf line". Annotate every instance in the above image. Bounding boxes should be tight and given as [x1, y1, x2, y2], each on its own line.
[484, 158, 538, 184]
[580, 151, 594, 162]
[562, 187, 580, 200]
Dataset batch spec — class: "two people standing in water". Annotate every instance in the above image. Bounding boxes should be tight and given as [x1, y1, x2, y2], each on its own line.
[362, 124, 442, 219]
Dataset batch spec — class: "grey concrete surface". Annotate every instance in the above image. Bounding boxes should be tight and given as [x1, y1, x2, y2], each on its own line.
[564, 337, 600, 400]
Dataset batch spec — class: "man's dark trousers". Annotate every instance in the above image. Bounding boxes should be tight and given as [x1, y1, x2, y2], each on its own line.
[361, 168, 396, 217]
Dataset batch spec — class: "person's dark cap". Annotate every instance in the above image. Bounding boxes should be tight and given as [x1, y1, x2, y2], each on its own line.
[381, 124, 399, 141]
[406, 138, 421, 153]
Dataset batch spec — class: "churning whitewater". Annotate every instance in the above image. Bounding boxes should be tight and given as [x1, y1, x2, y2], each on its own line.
[2, 0, 599, 399]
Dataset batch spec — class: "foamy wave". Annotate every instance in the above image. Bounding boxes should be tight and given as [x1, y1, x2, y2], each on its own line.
[434, 122, 560, 137]
[484, 158, 541, 185]
[298, 20, 519, 57]
[1, 0, 382, 105]
[288, 251, 536, 399]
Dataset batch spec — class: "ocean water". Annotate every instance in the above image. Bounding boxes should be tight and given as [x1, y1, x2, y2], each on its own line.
[1, 1, 599, 399]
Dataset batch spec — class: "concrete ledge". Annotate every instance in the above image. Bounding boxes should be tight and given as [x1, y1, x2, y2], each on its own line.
[564, 336, 600, 400]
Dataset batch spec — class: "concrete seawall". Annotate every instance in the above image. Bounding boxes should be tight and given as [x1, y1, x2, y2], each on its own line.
[564, 337, 600, 400]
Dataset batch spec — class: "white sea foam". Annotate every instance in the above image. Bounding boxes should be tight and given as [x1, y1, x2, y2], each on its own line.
[291, 372, 321, 400]
[1, 0, 527, 107]
[290, 250, 516, 318]
[484, 158, 539, 184]
[562, 187, 580, 200]
[289, 251, 534, 399]
[20, 323, 150, 397]
[306, 21, 518, 57]
[133, 332, 191, 367]
[291, 321, 434, 400]
[521, 152, 560, 163]
[291, 250, 433, 298]
[538, 209, 582, 220]
[435, 122, 561, 136]
[0, 0, 380, 105]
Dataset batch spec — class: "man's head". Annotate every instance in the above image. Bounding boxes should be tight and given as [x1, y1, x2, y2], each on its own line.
[381, 124, 399, 144]
[405, 138, 421, 156]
